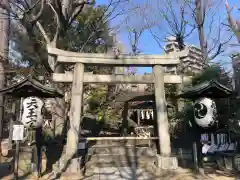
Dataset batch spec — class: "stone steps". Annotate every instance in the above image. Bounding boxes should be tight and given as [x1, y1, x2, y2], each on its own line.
[85, 145, 157, 166]
[87, 154, 155, 164]
[61, 144, 158, 173]
[5, 144, 155, 174]
[87, 146, 157, 156]
[4, 138, 176, 175]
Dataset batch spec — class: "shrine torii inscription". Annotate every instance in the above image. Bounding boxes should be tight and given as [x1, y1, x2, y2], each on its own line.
[47, 46, 190, 170]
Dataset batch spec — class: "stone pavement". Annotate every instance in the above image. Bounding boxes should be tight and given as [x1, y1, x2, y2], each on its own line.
[83, 167, 154, 180]
[1, 163, 238, 180]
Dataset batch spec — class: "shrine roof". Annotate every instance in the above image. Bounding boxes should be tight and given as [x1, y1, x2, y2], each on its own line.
[0, 76, 63, 98]
[114, 91, 154, 102]
[114, 91, 173, 108]
[129, 101, 174, 109]
[178, 80, 233, 99]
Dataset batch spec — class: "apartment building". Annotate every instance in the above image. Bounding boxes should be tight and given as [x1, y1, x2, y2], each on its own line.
[164, 36, 204, 74]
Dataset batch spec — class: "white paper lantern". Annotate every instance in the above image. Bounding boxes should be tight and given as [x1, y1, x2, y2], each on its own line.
[21, 96, 44, 128]
[194, 98, 217, 128]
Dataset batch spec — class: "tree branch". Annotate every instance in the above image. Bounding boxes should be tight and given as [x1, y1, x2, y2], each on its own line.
[67, 0, 95, 28]
[47, 2, 60, 43]
[68, 4, 85, 27]
[61, 0, 70, 20]
[209, 35, 233, 60]
[225, 0, 240, 42]
[24, 0, 41, 14]
[183, 25, 196, 39]
[79, 29, 100, 52]
[53, 0, 67, 30]
[23, 0, 30, 9]
[36, 21, 51, 44]
[29, 0, 45, 23]
[0, 1, 16, 17]
[144, 15, 166, 52]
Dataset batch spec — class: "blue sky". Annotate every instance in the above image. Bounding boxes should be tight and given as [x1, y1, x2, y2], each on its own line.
[96, 0, 240, 74]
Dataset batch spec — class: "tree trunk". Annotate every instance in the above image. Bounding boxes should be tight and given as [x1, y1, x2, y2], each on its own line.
[51, 62, 65, 138]
[52, 63, 84, 176]
[197, 24, 208, 63]
[195, 0, 208, 64]
[0, 0, 9, 144]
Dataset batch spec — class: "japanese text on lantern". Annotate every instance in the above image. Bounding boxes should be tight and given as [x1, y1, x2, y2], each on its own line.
[21, 97, 44, 128]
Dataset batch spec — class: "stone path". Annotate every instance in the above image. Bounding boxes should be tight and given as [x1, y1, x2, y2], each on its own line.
[1, 163, 238, 180]
[84, 167, 154, 180]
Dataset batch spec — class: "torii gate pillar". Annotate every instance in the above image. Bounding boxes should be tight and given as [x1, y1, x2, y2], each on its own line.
[153, 65, 178, 169]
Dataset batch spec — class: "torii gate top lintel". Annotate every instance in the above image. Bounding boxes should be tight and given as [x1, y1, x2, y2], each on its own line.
[48, 46, 191, 85]
[47, 46, 187, 67]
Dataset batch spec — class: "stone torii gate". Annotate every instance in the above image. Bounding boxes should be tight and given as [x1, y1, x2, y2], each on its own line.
[47, 46, 189, 169]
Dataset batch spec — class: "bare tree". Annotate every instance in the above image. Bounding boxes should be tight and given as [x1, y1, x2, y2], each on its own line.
[128, 28, 143, 55]
[225, 0, 240, 43]
[133, 0, 195, 53]
[193, 0, 232, 63]
[156, 0, 195, 51]
[139, 0, 231, 64]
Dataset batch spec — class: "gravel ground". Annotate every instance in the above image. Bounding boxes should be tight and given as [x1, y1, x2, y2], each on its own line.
[1, 163, 238, 180]
[1, 155, 238, 180]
